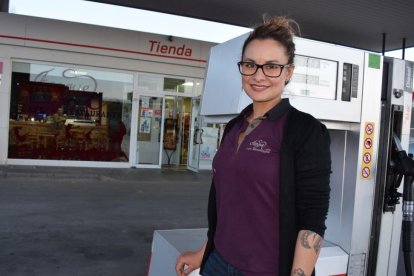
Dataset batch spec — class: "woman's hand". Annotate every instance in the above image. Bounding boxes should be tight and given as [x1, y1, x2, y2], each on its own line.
[175, 242, 206, 276]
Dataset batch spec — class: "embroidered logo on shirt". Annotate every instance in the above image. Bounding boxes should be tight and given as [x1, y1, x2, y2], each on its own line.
[247, 139, 271, 154]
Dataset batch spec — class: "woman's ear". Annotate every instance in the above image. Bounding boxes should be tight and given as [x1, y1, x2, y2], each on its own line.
[285, 64, 295, 85]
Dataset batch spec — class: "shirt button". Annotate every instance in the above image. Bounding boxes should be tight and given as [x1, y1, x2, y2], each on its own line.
[250, 124, 255, 128]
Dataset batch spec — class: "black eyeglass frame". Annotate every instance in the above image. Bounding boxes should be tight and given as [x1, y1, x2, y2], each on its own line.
[237, 61, 292, 78]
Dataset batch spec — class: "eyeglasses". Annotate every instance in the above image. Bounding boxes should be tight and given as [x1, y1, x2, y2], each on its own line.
[237, 61, 291, 78]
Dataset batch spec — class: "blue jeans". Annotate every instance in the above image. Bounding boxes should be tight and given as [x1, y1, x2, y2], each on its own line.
[202, 249, 244, 276]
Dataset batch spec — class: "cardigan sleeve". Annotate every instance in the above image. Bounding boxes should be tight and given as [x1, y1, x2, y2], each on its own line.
[293, 114, 331, 237]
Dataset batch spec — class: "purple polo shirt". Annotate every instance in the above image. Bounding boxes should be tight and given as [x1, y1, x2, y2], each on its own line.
[212, 105, 288, 275]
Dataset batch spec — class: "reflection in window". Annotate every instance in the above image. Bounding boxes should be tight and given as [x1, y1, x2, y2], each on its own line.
[164, 78, 186, 93]
[138, 74, 194, 93]
[8, 62, 133, 162]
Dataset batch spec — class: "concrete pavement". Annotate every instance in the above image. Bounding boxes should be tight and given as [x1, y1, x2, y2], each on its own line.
[0, 165, 212, 276]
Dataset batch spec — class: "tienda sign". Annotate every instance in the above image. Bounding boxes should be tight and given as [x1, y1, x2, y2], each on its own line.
[149, 40, 193, 57]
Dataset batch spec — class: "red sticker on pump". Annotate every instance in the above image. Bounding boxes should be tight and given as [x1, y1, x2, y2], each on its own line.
[362, 167, 371, 178]
[365, 123, 374, 135]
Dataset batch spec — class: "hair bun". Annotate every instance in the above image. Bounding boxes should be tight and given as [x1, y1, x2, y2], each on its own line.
[241, 15, 300, 64]
[261, 15, 301, 38]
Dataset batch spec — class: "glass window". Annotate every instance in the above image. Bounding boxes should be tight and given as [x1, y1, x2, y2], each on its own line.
[197, 122, 221, 170]
[137, 74, 164, 91]
[138, 74, 195, 93]
[0, 61, 3, 86]
[162, 96, 192, 165]
[193, 80, 203, 96]
[8, 61, 133, 162]
[136, 96, 163, 165]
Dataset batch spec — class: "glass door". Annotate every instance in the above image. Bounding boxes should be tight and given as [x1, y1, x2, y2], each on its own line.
[187, 98, 201, 171]
[162, 96, 192, 167]
[135, 95, 164, 167]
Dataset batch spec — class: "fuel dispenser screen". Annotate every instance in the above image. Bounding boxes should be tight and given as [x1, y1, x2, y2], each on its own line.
[287, 55, 338, 100]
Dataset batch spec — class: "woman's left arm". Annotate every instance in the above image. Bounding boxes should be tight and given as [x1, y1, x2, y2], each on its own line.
[292, 116, 331, 276]
[290, 230, 323, 276]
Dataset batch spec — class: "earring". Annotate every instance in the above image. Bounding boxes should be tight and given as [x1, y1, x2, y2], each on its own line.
[285, 79, 290, 85]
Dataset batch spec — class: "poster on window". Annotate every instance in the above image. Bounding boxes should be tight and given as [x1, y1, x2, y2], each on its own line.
[154, 109, 162, 121]
[141, 108, 153, 117]
[200, 127, 219, 160]
[139, 117, 151, 133]
[141, 108, 148, 117]
[141, 96, 150, 108]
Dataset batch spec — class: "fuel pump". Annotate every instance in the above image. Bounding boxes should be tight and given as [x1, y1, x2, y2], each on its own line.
[366, 58, 414, 275]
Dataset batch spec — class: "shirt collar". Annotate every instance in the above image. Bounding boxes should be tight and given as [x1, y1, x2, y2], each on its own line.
[240, 98, 292, 121]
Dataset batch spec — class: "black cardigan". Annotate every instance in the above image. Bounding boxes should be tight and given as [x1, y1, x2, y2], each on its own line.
[200, 100, 331, 276]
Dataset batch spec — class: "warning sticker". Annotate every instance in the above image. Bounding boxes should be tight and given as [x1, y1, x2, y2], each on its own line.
[364, 138, 372, 149]
[363, 153, 371, 164]
[361, 122, 375, 179]
[365, 123, 374, 135]
[362, 167, 371, 178]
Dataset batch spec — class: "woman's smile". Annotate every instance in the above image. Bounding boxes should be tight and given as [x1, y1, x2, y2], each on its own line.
[249, 83, 270, 92]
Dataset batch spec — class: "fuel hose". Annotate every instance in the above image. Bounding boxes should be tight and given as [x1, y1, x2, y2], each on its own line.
[402, 173, 414, 276]
[393, 134, 414, 276]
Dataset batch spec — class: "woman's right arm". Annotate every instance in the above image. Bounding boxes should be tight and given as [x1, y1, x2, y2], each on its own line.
[175, 241, 207, 276]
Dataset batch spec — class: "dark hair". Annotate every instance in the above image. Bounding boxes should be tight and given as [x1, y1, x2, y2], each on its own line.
[241, 16, 301, 64]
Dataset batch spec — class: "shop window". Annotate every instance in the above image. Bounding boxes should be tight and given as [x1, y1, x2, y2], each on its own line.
[164, 78, 185, 93]
[8, 62, 133, 162]
[138, 74, 194, 94]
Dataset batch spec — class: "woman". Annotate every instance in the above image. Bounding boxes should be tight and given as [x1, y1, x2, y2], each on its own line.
[176, 16, 331, 276]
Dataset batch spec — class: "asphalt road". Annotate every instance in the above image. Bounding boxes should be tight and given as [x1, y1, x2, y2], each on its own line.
[0, 166, 211, 276]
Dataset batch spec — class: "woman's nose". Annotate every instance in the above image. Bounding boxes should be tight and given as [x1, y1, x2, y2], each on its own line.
[253, 67, 267, 80]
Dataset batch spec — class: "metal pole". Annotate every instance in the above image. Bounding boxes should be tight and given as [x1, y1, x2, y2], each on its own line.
[402, 38, 406, 60]
[382, 33, 386, 56]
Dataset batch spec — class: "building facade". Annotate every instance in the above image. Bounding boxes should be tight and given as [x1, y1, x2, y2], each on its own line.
[0, 12, 217, 169]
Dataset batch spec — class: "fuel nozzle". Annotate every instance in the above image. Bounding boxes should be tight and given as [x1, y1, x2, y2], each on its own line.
[393, 133, 414, 177]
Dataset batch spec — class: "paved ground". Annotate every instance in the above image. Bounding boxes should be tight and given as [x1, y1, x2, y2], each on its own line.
[0, 165, 212, 276]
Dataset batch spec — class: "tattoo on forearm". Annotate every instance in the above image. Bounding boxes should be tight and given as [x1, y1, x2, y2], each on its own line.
[300, 230, 323, 254]
[300, 231, 312, 249]
[313, 235, 322, 255]
[292, 268, 306, 276]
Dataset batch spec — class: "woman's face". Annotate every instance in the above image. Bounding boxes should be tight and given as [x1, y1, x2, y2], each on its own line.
[241, 38, 294, 105]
